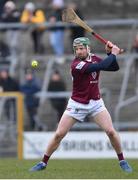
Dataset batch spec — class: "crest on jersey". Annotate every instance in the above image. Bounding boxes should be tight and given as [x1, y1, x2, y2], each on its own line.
[91, 72, 97, 79]
[75, 61, 86, 70]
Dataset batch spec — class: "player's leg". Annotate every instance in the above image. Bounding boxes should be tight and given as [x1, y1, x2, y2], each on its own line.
[29, 113, 76, 171]
[93, 110, 121, 153]
[45, 113, 76, 156]
[92, 109, 132, 172]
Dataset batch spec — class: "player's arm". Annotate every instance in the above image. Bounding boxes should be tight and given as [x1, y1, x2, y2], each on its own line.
[85, 44, 120, 73]
[85, 54, 119, 73]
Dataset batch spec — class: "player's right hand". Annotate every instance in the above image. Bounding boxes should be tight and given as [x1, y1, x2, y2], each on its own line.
[111, 45, 120, 55]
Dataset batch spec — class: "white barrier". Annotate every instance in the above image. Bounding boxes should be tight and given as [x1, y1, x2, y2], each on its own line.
[23, 132, 138, 159]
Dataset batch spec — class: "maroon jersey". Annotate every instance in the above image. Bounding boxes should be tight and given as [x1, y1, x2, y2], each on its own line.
[71, 54, 102, 104]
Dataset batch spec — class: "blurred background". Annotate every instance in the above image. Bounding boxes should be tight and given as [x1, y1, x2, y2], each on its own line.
[0, 0, 138, 158]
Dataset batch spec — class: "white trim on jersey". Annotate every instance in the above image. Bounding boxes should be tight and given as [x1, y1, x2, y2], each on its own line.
[86, 53, 95, 62]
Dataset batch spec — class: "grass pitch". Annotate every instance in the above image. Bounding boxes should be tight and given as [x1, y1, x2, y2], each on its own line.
[0, 158, 137, 179]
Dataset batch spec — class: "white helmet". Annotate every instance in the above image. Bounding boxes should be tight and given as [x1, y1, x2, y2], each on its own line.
[25, 2, 35, 12]
[4, 1, 16, 10]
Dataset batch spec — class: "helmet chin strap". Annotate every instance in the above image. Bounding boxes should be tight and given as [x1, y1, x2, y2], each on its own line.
[86, 45, 90, 54]
[86, 45, 91, 61]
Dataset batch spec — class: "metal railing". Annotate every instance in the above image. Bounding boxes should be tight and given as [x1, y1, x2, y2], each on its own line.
[0, 19, 138, 130]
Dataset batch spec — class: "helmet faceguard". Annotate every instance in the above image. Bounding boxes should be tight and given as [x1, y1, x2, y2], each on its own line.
[73, 37, 91, 59]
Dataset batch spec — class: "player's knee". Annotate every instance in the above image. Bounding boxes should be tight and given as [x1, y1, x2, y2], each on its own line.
[106, 128, 116, 137]
[54, 130, 65, 142]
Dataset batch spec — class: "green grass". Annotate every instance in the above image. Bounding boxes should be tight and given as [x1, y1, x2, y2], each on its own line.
[0, 158, 137, 179]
